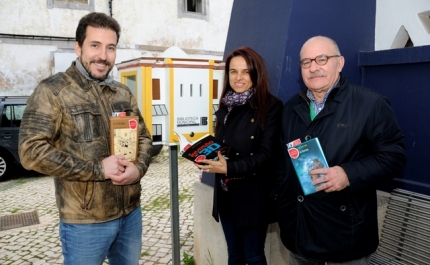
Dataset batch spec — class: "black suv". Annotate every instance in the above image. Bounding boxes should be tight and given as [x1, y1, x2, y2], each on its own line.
[0, 96, 28, 181]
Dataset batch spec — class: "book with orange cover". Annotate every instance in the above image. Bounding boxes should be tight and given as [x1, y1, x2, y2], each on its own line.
[110, 116, 139, 163]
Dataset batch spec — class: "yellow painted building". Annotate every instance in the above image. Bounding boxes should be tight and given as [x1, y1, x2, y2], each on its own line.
[116, 47, 225, 152]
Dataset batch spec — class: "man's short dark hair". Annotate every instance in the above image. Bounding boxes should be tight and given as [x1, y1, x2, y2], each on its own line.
[75, 12, 121, 46]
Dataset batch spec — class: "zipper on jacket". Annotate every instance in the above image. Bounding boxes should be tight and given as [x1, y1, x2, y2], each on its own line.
[91, 84, 111, 153]
[92, 83, 127, 216]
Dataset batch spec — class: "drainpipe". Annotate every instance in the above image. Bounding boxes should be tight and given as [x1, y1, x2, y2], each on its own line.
[109, 0, 113, 17]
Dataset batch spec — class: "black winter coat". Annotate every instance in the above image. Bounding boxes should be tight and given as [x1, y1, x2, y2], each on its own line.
[276, 74, 407, 262]
[212, 94, 282, 228]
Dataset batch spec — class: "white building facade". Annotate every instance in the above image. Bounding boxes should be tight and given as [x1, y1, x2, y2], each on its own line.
[0, 0, 233, 95]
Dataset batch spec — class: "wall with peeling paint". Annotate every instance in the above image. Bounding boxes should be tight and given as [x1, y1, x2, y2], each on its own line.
[0, 0, 233, 95]
[114, 0, 232, 52]
[0, 43, 56, 95]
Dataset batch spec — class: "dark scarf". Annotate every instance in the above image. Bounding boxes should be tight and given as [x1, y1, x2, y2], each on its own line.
[221, 88, 254, 124]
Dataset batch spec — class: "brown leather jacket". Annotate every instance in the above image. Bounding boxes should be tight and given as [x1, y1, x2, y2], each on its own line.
[18, 62, 152, 224]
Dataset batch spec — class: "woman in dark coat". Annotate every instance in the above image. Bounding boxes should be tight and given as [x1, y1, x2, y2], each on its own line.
[197, 46, 282, 265]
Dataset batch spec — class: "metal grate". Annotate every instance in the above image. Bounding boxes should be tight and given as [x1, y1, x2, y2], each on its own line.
[0, 211, 40, 231]
[370, 189, 430, 265]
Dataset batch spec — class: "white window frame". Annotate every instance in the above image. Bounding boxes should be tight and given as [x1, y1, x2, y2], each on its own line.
[178, 0, 209, 21]
[47, 0, 95, 11]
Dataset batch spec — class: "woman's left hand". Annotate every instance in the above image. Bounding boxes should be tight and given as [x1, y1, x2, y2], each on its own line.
[195, 151, 227, 174]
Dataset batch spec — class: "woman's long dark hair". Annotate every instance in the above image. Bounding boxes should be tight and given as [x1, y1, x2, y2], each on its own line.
[216, 46, 274, 131]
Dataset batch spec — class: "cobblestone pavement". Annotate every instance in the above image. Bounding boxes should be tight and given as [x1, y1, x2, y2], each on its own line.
[0, 147, 199, 265]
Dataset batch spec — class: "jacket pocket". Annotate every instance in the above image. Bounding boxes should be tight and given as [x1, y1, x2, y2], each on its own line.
[123, 183, 142, 208]
[111, 101, 133, 115]
[66, 104, 102, 143]
[347, 195, 365, 225]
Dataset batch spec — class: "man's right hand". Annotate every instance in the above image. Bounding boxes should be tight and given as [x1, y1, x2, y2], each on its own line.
[102, 155, 126, 178]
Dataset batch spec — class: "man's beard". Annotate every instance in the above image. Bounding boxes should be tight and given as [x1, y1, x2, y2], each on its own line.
[82, 59, 113, 81]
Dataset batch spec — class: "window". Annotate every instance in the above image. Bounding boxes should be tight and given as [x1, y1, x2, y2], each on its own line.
[213, 80, 219, 99]
[152, 105, 168, 116]
[212, 104, 218, 134]
[47, 0, 95, 11]
[1, 105, 26, 128]
[185, 0, 203, 13]
[124, 75, 137, 98]
[178, 0, 209, 21]
[152, 79, 161, 100]
[152, 124, 162, 142]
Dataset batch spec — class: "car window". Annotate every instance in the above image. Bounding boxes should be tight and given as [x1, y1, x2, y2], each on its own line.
[1, 104, 26, 128]
[14, 105, 26, 120]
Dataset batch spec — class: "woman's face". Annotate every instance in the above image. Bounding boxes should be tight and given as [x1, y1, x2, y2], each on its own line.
[228, 56, 253, 93]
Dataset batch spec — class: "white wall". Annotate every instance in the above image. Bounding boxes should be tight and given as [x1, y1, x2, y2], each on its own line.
[0, 0, 105, 37]
[0, 43, 56, 95]
[0, 0, 232, 95]
[113, 0, 233, 52]
[375, 0, 430, 50]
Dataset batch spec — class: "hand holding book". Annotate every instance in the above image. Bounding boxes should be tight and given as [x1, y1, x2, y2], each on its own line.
[110, 115, 139, 163]
[287, 137, 329, 195]
[174, 131, 230, 165]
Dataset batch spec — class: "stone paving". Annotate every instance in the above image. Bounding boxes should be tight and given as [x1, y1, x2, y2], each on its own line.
[0, 147, 199, 265]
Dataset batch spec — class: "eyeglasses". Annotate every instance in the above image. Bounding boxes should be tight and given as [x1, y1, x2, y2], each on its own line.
[299, 54, 340, 69]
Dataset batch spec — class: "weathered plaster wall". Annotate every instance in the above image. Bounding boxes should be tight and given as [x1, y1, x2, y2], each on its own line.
[375, 0, 430, 50]
[113, 0, 233, 52]
[0, 0, 232, 52]
[0, 0, 108, 37]
[0, 0, 233, 95]
[0, 43, 55, 95]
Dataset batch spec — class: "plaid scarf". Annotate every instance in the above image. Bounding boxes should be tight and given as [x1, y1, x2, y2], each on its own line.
[221, 88, 254, 124]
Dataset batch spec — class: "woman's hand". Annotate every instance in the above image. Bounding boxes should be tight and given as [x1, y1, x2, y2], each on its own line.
[195, 151, 227, 174]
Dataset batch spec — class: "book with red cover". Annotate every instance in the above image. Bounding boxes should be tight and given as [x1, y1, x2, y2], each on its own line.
[174, 131, 230, 164]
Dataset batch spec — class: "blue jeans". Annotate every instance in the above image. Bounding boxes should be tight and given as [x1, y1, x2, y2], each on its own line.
[219, 209, 268, 265]
[59, 206, 142, 265]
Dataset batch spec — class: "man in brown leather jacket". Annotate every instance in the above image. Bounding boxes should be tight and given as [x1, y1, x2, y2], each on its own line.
[18, 12, 152, 265]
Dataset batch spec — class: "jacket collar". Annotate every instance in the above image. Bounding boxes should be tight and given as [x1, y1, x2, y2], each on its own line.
[299, 73, 347, 105]
[66, 62, 117, 92]
[247, 94, 258, 109]
[295, 73, 348, 125]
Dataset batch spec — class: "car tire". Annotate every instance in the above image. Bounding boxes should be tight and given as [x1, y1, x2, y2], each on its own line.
[0, 152, 13, 181]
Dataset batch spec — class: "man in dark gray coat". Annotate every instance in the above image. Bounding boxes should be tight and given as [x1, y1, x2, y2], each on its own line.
[276, 36, 407, 264]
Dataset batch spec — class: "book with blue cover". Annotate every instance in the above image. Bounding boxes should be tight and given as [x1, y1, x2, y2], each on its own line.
[287, 137, 328, 195]
[174, 131, 230, 165]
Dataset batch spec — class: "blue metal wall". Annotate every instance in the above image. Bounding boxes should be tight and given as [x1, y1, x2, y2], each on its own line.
[224, 0, 429, 194]
[224, 0, 376, 101]
[359, 46, 430, 194]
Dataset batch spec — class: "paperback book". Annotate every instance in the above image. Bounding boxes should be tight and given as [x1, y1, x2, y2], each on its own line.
[110, 115, 139, 163]
[174, 131, 229, 164]
[287, 137, 328, 195]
